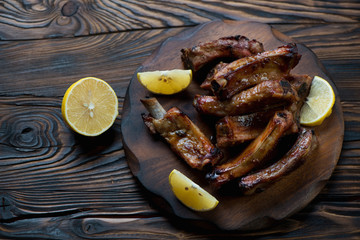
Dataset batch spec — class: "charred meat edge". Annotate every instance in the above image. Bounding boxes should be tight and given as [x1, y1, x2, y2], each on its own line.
[215, 74, 311, 147]
[208, 110, 297, 188]
[200, 62, 228, 90]
[181, 35, 264, 72]
[239, 128, 317, 195]
[193, 79, 299, 117]
[215, 110, 278, 148]
[141, 97, 223, 170]
[209, 44, 301, 99]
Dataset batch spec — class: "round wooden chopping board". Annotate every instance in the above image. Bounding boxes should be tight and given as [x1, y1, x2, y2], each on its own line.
[121, 20, 344, 230]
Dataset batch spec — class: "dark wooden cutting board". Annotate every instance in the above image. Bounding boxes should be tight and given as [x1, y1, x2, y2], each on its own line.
[121, 20, 344, 230]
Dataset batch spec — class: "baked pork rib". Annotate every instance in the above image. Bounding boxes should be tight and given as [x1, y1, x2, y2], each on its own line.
[208, 44, 301, 99]
[200, 62, 228, 90]
[181, 35, 264, 72]
[208, 110, 297, 188]
[287, 74, 313, 120]
[194, 79, 299, 117]
[215, 110, 277, 148]
[287, 74, 313, 101]
[215, 74, 312, 147]
[239, 128, 317, 195]
[141, 98, 222, 170]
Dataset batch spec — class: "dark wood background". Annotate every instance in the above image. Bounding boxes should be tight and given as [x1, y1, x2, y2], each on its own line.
[0, 0, 359, 239]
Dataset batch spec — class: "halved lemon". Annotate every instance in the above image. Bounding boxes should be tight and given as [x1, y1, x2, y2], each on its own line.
[61, 77, 118, 136]
[169, 169, 219, 211]
[137, 69, 192, 95]
[300, 76, 335, 126]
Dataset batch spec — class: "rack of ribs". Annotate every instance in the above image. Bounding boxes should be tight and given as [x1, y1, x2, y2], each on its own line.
[239, 128, 317, 195]
[139, 36, 318, 194]
[193, 79, 299, 117]
[207, 44, 301, 99]
[215, 75, 312, 147]
[208, 110, 297, 188]
[141, 97, 223, 170]
[215, 110, 278, 148]
[181, 35, 264, 73]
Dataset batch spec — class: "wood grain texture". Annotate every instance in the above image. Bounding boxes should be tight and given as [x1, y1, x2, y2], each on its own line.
[0, 23, 358, 100]
[0, 23, 359, 238]
[0, 28, 185, 98]
[0, 24, 359, 238]
[0, 198, 359, 239]
[0, 0, 359, 40]
[0, 0, 359, 237]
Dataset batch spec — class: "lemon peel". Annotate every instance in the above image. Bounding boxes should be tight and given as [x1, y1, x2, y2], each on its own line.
[300, 76, 335, 126]
[137, 69, 192, 95]
[169, 169, 219, 211]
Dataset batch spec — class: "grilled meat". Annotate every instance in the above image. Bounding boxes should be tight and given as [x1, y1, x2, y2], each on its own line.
[193, 79, 299, 117]
[141, 98, 223, 170]
[239, 128, 317, 195]
[200, 62, 228, 90]
[208, 110, 297, 188]
[141, 34, 315, 193]
[287, 74, 312, 101]
[210, 44, 301, 99]
[286, 74, 313, 121]
[216, 110, 277, 148]
[215, 75, 311, 147]
[181, 35, 264, 72]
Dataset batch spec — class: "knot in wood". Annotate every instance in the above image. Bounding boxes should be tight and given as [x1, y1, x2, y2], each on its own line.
[61, 1, 79, 17]
[6, 113, 57, 150]
[20, 127, 34, 143]
[9, 123, 40, 149]
[81, 219, 103, 234]
[0, 194, 15, 220]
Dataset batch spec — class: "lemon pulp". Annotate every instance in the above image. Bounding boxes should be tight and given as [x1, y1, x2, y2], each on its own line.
[137, 69, 192, 95]
[62, 77, 118, 136]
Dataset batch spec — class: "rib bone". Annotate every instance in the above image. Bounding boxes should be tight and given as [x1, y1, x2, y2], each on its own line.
[141, 98, 222, 170]
[239, 128, 317, 195]
[194, 79, 299, 117]
[208, 110, 296, 188]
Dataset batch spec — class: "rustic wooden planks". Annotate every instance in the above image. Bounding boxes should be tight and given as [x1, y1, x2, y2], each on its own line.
[0, 0, 359, 238]
[0, 24, 359, 99]
[0, 0, 359, 40]
[0, 22, 359, 238]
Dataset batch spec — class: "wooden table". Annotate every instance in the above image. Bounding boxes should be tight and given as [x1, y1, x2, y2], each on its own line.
[0, 1, 359, 239]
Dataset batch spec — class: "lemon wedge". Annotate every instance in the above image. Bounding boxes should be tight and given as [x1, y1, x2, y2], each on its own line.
[300, 76, 335, 126]
[61, 77, 118, 136]
[169, 169, 219, 211]
[137, 69, 192, 95]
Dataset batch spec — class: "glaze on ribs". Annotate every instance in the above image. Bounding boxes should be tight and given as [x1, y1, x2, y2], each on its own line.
[181, 35, 264, 72]
[208, 110, 297, 188]
[200, 62, 228, 90]
[141, 98, 222, 170]
[215, 110, 277, 148]
[139, 34, 317, 193]
[215, 75, 312, 147]
[287, 74, 313, 121]
[239, 128, 317, 195]
[193, 79, 299, 117]
[208, 44, 301, 99]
